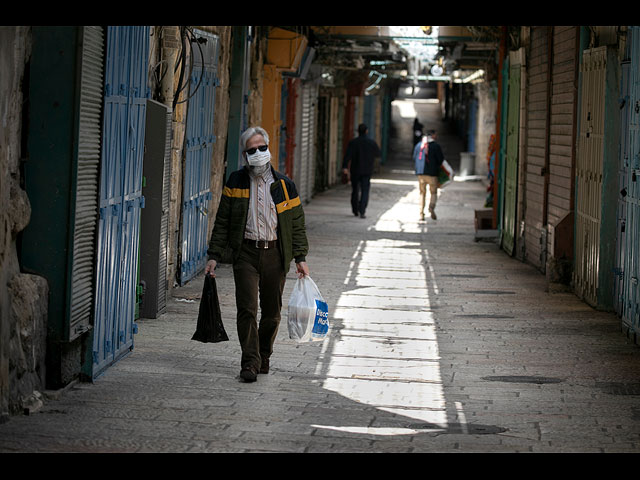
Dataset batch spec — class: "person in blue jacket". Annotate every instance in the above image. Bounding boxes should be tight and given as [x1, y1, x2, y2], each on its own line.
[413, 129, 444, 221]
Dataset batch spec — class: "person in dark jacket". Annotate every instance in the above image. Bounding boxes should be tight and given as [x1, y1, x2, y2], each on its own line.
[412, 117, 424, 149]
[205, 126, 309, 383]
[341, 124, 381, 219]
[413, 129, 445, 220]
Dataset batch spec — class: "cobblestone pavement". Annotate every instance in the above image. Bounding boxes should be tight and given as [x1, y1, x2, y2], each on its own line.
[2, 100, 640, 453]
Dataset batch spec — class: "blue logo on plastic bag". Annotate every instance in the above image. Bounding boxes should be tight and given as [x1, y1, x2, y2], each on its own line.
[312, 299, 329, 337]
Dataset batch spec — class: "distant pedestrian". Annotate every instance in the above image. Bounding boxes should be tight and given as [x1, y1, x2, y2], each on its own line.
[413, 117, 424, 149]
[205, 126, 310, 383]
[413, 129, 445, 221]
[342, 124, 381, 219]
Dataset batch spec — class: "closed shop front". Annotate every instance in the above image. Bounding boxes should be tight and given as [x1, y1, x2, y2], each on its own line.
[523, 27, 551, 271]
[545, 27, 580, 281]
[616, 26, 640, 339]
[523, 26, 580, 278]
[574, 45, 620, 309]
[93, 26, 150, 377]
[295, 80, 318, 203]
[501, 48, 524, 256]
[179, 30, 219, 285]
[22, 26, 106, 385]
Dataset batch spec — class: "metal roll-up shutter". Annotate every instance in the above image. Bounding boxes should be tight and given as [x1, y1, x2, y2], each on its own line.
[328, 95, 339, 185]
[158, 107, 172, 313]
[299, 84, 311, 203]
[69, 26, 104, 341]
[303, 82, 318, 203]
[298, 81, 317, 204]
[545, 27, 579, 274]
[523, 27, 550, 271]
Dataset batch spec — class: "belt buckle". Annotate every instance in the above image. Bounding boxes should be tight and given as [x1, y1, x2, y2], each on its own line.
[256, 240, 268, 249]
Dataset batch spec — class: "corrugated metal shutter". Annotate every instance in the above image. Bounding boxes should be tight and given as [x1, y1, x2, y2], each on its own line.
[68, 26, 104, 341]
[158, 107, 172, 312]
[306, 83, 318, 202]
[328, 95, 340, 185]
[296, 81, 317, 204]
[523, 27, 550, 271]
[297, 85, 310, 202]
[502, 49, 524, 256]
[546, 27, 579, 266]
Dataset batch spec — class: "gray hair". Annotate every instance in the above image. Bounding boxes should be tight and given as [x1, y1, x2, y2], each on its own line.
[240, 126, 269, 151]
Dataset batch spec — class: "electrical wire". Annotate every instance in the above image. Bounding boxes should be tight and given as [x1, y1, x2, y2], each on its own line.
[174, 27, 206, 106]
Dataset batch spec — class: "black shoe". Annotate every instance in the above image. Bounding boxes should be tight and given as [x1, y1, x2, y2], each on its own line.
[260, 357, 269, 374]
[240, 366, 257, 382]
[359, 213, 366, 219]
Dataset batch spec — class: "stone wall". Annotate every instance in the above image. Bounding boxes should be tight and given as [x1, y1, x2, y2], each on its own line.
[0, 26, 48, 419]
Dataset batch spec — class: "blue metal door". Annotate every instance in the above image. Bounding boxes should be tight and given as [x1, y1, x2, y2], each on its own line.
[180, 30, 219, 284]
[617, 26, 640, 337]
[93, 26, 150, 377]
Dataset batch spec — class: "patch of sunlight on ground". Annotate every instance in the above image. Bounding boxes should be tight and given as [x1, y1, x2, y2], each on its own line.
[317, 183, 447, 434]
[393, 99, 417, 119]
[310, 425, 445, 436]
[369, 186, 430, 234]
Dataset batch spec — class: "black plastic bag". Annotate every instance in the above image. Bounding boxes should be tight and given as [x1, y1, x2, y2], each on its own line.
[191, 274, 229, 343]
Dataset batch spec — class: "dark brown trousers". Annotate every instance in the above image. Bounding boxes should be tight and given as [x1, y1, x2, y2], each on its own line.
[233, 242, 286, 371]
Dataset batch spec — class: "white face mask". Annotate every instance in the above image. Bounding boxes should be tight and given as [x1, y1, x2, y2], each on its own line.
[246, 148, 271, 167]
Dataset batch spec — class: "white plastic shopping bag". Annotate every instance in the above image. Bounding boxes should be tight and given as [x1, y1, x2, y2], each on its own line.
[287, 275, 329, 342]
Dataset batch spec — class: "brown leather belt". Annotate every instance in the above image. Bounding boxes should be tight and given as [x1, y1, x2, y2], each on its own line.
[244, 239, 278, 249]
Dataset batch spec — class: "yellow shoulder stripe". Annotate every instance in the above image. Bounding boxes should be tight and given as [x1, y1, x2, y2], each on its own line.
[276, 195, 301, 214]
[223, 186, 249, 198]
[280, 179, 290, 201]
[275, 178, 301, 213]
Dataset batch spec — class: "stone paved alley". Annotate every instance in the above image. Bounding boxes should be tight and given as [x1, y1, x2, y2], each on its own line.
[2, 99, 640, 453]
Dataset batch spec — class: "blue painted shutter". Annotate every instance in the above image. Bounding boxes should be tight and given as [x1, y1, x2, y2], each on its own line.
[93, 26, 150, 376]
[180, 30, 219, 284]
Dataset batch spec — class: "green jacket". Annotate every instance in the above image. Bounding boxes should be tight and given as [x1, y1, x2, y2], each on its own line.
[207, 166, 309, 270]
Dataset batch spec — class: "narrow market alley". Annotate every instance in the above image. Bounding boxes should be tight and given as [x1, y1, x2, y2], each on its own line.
[2, 96, 640, 453]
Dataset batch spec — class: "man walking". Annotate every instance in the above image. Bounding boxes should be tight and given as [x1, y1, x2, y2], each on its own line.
[414, 129, 445, 221]
[205, 126, 309, 383]
[342, 123, 381, 219]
